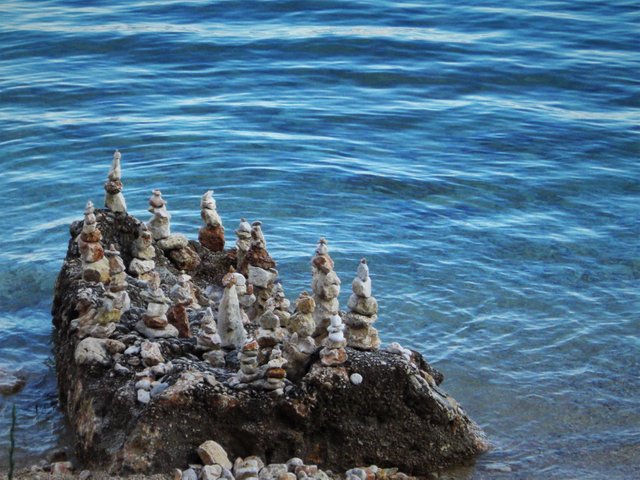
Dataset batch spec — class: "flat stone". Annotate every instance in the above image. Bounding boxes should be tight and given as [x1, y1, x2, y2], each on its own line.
[135, 320, 179, 339]
[182, 468, 198, 480]
[157, 234, 189, 251]
[129, 258, 155, 276]
[197, 440, 233, 470]
[348, 294, 378, 316]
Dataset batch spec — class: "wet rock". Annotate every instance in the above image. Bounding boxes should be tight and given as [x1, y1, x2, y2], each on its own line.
[0, 368, 25, 395]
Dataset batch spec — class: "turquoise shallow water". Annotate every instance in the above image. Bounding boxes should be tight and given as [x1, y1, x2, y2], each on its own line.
[0, 0, 639, 478]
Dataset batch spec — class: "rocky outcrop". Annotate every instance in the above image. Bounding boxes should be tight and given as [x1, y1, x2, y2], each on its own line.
[53, 204, 487, 476]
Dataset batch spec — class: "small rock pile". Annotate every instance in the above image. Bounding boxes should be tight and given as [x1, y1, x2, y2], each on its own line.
[103, 149, 127, 213]
[76, 200, 110, 282]
[344, 258, 380, 350]
[310, 238, 341, 343]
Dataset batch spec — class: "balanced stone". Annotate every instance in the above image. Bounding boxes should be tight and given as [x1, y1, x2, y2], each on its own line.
[104, 150, 127, 213]
[320, 314, 347, 367]
[197, 307, 225, 367]
[310, 238, 340, 342]
[77, 200, 110, 283]
[147, 189, 171, 240]
[137, 271, 178, 338]
[345, 258, 380, 350]
[235, 218, 251, 271]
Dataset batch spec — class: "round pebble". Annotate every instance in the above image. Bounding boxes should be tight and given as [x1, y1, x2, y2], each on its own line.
[350, 373, 363, 385]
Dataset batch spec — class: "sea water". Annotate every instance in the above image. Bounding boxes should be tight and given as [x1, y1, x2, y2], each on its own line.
[0, 1, 638, 478]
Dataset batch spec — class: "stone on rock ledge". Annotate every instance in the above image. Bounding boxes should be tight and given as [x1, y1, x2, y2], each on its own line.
[168, 244, 201, 271]
[248, 265, 277, 289]
[140, 341, 164, 366]
[198, 440, 233, 470]
[157, 234, 189, 251]
[135, 320, 179, 339]
[74, 338, 125, 366]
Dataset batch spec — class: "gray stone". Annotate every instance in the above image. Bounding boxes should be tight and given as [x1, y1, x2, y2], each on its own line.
[203, 464, 223, 480]
[74, 338, 111, 366]
[182, 468, 198, 480]
[137, 388, 150, 404]
[248, 265, 277, 289]
[350, 373, 363, 385]
[157, 234, 189, 251]
[135, 320, 179, 339]
[0, 368, 25, 395]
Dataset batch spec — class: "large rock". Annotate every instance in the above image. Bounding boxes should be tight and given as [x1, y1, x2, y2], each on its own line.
[52, 209, 488, 476]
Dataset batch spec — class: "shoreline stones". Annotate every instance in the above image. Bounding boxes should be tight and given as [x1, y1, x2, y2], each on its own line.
[129, 223, 156, 281]
[311, 239, 341, 343]
[344, 259, 380, 350]
[198, 190, 225, 252]
[245, 222, 278, 320]
[76, 200, 110, 283]
[104, 150, 127, 213]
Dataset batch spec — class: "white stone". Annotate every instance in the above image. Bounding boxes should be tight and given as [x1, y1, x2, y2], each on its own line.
[129, 258, 155, 275]
[137, 388, 151, 404]
[124, 345, 140, 355]
[351, 276, 371, 298]
[182, 468, 198, 480]
[350, 373, 363, 385]
[217, 283, 247, 349]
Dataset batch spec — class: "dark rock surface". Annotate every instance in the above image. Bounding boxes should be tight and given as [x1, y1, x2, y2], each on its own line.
[52, 210, 488, 475]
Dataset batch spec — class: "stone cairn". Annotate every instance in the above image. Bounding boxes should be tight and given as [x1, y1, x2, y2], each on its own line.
[147, 189, 200, 271]
[229, 339, 261, 388]
[196, 307, 225, 368]
[168, 272, 196, 338]
[198, 190, 225, 252]
[217, 268, 247, 349]
[147, 189, 171, 241]
[344, 258, 380, 350]
[244, 221, 278, 320]
[76, 245, 130, 339]
[77, 200, 110, 283]
[311, 238, 341, 343]
[320, 314, 347, 367]
[136, 271, 178, 338]
[104, 150, 127, 213]
[283, 292, 317, 380]
[235, 218, 251, 272]
[273, 283, 291, 329]
[264, 346, 288, 396]
[129, 223, 156, 281]
[256, 298, 287, 361]
[231, 268, 255, 325]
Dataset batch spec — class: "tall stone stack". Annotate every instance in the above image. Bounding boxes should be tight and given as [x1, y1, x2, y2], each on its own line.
[310, 238, 341, 343]
[77, 200, 110, 283]
[146, 189, 200, 271]
[168, 273, 196, 338]
[136, 272, 178, 338]
[147, 190, 171, 241]
[273, 283, 291, 329]
[283, 292, 317, 380]
[196, 307, 225, 367]
[217, 268, 247, 349]
[129, 223, 156, 281]
[320, 314, 347, 367]
[244, 221, 278, 320]
[104, 150, 127, 213]
[235, 218, 251, 272]
[198, 190, 225, 252]
[344, 258, 380, 350]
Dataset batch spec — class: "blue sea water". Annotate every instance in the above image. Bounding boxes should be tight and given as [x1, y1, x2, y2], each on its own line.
[0, 0, 638, 477]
